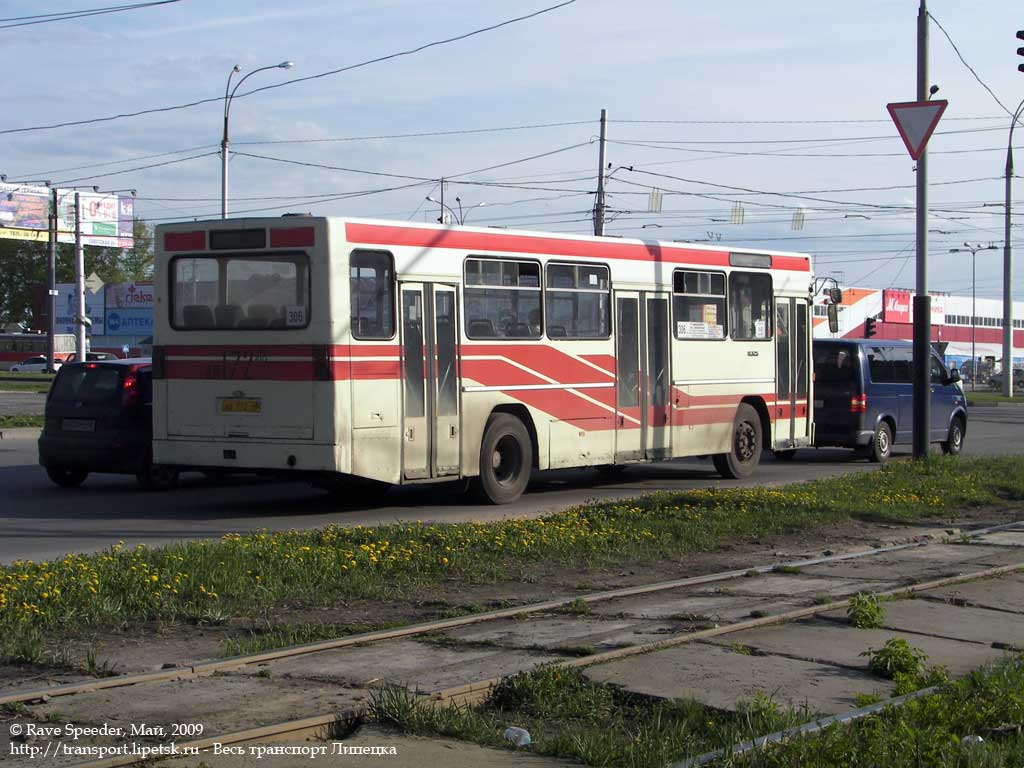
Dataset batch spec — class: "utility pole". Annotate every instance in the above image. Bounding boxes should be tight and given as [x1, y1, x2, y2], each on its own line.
[74, 192, 87, 359]
[46, 188, 58, 373]
[1003, 98, 1023, 397]
[912, 0, 931, 459]
[594, 108, 607, 236]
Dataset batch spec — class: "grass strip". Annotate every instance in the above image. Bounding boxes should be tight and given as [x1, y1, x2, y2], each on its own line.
[0, 414, 44, 429]
[729, 656, 1024, 767]
[967, 391, 1024, 405]
[0, 382, 50, 393]
[372, 665, 806, 766]
[2, 455, 1023, 665]
[369, 657, 1024, 768]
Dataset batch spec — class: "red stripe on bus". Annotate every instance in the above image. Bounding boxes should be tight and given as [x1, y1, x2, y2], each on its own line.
[345, 222, 811, 272]
[164, 344, 316, 357]
[463, 344, 615, 384]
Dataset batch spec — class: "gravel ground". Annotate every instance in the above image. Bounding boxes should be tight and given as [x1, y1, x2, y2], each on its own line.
[0, 392, 46, 417]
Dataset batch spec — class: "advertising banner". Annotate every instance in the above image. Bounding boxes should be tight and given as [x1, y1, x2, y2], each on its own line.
[54, 283, 105, 336]
[882, 289, 912, 323]
[104, 308, 152, 336]
[0, 184, 133, 247]
[106, 282, 153, 310]
[0, 183, 49, 231]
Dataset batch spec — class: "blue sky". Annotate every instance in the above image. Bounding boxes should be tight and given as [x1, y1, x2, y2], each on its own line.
[3, 0, 1023, 299]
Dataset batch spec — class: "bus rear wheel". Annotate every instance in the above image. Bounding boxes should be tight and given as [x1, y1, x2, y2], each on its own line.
[713, 403, 762, 479]
[470, 413, 532, 505]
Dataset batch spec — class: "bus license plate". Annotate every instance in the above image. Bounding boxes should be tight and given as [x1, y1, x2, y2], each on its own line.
[62, 418, 95, 432]
[221, 398, 261, 414]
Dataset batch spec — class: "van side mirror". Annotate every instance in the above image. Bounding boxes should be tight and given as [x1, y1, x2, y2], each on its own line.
[827, 303, 839, 333]
[946, 369, 961, 385]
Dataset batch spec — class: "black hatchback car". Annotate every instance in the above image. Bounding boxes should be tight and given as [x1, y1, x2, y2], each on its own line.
[38, 359, 179, 490]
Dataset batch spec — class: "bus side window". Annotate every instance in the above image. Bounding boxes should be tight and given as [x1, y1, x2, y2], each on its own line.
[350, 250, 395, 340]
[729, 272, 773, 340]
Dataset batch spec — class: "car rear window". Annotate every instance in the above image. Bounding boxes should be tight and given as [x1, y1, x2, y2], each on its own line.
[51, 366, 122, 403]
[813, 344, 857, 383]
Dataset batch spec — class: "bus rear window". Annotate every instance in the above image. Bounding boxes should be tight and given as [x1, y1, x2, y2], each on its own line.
[171, 253, 310, 330]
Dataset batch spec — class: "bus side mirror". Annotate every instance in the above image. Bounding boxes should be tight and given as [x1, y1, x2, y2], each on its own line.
[828, 287, 843, 304]
[827, 303, 839, 333]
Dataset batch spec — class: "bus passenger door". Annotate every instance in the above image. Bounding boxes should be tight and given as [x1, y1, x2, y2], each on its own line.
[643, 293, 672, 460]
[431, 285, 461, 476]
[774, 298, 810, 448]
[614, 293, 642, 462]
[400, 282, 461, 480]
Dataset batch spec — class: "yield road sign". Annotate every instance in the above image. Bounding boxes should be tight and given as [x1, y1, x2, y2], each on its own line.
[887, 100, 948, 160]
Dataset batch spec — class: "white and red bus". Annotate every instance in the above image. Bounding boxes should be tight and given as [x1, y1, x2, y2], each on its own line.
[152, 217, 813, 503]
[0, 332, 76, 370]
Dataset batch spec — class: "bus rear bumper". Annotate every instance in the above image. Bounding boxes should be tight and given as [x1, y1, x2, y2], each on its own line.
[154, 438, 340, 473]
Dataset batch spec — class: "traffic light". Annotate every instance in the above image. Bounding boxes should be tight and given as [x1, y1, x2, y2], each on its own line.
[864, 316, 877, 339]
[1018, 30, 1024, 73]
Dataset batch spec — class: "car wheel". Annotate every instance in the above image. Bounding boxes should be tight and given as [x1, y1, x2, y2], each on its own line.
[470, 413, 532, 504]
[137, 452, 179, 491]
[712, 403, 763, 479]
[772, 449, 798, 461]
[46, 466, 88, 488]
[869, 422, 893, 463]
[941, 416, 965, 456]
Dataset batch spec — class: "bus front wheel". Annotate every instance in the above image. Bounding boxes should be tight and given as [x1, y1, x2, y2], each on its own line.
[470, 414, 532, 505]
[713, 403, 762, 479]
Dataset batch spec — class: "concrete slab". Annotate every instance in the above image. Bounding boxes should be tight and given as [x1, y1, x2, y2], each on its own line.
[585, 642, 890, 715]
[836, 598, 1024, 647]
[161, 726, 573, 768]
[705, 618, 1006, 676]
[801, 545, 1021, 583]
[590, 592, 805, 623]
[699, 574, 891, 598]
[923, 572, 1024, 615]
[253, 638, 562, 694]
[442, 616, 639, 649]
[972, 531, 1024, 547]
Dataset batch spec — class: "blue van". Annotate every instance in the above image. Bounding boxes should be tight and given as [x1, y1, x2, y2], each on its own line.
[812, 339, 967, 462]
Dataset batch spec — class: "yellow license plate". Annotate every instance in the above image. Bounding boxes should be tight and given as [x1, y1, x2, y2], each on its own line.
[221, 398, 261, 414]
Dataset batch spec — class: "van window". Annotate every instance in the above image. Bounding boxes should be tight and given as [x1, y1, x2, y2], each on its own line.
[813, 344, 857, 383]
[868, 345, 913, 383]
[51, 366, 122, 403]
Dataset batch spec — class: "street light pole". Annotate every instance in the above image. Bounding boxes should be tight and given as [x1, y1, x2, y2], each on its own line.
[221, 61, 294, 219]
[1003, 97, 1024, 397]
[951, 243, 997, 390]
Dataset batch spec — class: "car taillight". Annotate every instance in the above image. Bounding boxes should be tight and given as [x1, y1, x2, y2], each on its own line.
[850, 394, 867, 413]
[122, 370, 139, 409]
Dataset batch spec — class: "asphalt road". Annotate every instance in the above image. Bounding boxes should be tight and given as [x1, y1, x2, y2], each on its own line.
[2, 406, 1022, 564]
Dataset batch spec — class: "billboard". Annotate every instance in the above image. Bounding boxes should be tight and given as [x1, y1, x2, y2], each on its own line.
[882, 289, 946, 325]
[54, 283, 105, 336]
[882, 289, 912, 323]
[104, 282, 153, 336]
[0, 183, 133, 247]
[104, 308, 152, 336]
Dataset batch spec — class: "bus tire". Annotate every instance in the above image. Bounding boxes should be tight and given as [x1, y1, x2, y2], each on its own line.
[712, 403, 762, 479]
[471, 413, 532, 505]
[137, 451, 179, 492]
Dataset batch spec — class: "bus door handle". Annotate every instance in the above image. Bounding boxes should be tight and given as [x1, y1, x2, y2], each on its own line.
[405, 427, 415, 441]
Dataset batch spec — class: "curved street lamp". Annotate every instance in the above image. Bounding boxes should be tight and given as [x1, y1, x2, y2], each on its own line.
[221, 61, 294, 219]
[455, 196, 485, 224]
[950, 242, 997, 390]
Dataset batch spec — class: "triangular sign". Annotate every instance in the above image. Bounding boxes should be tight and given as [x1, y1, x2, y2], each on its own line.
[886, 99, 948, 160]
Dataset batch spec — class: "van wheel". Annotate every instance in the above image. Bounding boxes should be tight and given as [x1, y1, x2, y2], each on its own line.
[46, 466, 88, 488]
[868, 422, 893, 463]
[941, 416, 965, 456]
[470, 413, 532, 504]
[137, 452, 179, 491]
[713, 404, 762, 479]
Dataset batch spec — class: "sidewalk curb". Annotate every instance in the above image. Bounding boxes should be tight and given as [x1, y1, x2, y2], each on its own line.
[0, 427, 42, 440]
[967, 401, 1024, 408]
